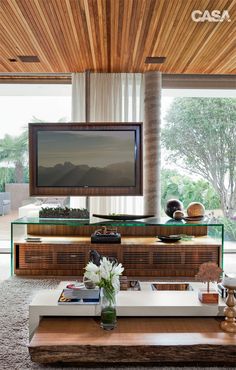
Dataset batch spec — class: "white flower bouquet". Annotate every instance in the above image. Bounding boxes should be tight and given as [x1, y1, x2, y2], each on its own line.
[84, 257, 124, 330]
[84, 257, 124, 303]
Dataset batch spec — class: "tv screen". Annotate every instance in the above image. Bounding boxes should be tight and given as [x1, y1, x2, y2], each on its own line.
[29, 123, 142, 196]
[37, 130, 135, 187]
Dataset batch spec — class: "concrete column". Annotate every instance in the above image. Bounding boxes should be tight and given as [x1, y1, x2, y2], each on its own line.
[144, 72, 162, 218]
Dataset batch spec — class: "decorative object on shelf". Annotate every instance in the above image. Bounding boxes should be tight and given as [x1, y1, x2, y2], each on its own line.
[128, 280, 141, 291]
[157, 235, 182, 243]
[84, 257, 124, 330]
[184, 215, 204, 222]
[196, 262, 222, 303]
[165, 199, 184, 218]
[220, 275, 236, 333]
[92, 213, 154, 221]
[173, 210, 184, 220]
[187, 202, 205, 218]
[83, 276, 96, 289]
[39, 207, 89, 219]
[89, 249, 118, 266]
[91, 226, 121, 243]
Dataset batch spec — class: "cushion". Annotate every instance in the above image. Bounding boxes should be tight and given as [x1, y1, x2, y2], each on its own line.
[3, 200, 10, 205]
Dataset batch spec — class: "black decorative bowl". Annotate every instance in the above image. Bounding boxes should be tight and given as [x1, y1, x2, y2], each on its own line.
[157, 235, 182, 243]
[93, 214, 154, 221]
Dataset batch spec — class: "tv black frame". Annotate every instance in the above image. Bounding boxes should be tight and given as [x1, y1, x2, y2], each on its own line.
[29, 122, 143, 196]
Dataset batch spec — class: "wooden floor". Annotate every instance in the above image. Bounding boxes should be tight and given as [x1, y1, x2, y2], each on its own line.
[29, 317, 236, 365]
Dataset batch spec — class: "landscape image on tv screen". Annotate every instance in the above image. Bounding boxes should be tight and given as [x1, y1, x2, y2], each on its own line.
[37, 130, 136, 187]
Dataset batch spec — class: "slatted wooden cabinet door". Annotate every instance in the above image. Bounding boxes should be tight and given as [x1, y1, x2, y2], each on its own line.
[16, 244, 87, 272]
[121, 245, 219, 277]
[14, 243, 120, 276]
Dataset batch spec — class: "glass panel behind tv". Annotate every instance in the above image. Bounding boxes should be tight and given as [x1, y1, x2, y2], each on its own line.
[37, 130, 135, 187]
[29, 123, 143, 196]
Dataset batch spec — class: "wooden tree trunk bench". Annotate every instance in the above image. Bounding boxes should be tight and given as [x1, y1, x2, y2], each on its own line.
[29, 317, 236, 366]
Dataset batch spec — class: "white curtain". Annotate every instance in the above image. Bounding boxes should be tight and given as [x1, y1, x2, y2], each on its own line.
[71, 72, 144, 215]
[71, 73, 85, 122]
[70, 73, 86, 209]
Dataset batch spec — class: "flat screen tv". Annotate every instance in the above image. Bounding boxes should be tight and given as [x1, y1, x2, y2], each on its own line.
[29, 122, 143, 196]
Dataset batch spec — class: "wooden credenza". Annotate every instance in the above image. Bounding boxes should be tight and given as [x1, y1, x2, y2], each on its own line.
[12, 218, 223, 278]
[14, 236, 222, 278]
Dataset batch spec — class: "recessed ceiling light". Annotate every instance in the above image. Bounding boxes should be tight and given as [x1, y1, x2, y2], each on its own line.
[17, 55, 40, 63]
[8, 58, 17, 62]
[145, 56, 166, 64]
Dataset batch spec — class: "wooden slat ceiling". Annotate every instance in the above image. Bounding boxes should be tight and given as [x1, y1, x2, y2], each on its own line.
[0, 0, 236, 74]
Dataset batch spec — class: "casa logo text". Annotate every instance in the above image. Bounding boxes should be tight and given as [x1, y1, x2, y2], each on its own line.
[191, 10, 231, 22]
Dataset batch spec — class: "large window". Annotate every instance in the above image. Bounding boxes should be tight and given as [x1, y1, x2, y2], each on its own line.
[0, 83, 71, 248]
[161, 89, 236, 246]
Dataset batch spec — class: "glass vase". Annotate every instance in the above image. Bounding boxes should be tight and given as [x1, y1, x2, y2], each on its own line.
[100, 288, 117, 330]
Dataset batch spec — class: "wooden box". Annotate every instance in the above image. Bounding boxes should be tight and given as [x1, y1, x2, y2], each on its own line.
[198, 290, 219, 304]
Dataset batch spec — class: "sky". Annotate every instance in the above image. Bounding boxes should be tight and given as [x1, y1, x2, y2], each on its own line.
[0, 84, 71, 139]
[38, 130, 135, 167]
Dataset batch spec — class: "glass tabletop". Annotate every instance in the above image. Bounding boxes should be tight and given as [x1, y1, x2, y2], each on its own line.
[11, 216, 224, 227]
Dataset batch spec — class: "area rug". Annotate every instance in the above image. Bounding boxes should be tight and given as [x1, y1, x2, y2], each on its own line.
[0, 277, 234, 370]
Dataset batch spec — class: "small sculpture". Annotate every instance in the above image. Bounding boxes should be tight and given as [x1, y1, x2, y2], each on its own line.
[91, 226, 121, 244]
[187, 202, 205, 217]
[165, 199, 184, 218]
[196, 262, 222, 303]
[94, 226, 118, 235]
[89, 249, 118, 266]
[173, 210, 185, 220]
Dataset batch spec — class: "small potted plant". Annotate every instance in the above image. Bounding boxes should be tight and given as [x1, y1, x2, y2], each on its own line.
[196, 262, 223, 303]
[84, 257, 124, 330]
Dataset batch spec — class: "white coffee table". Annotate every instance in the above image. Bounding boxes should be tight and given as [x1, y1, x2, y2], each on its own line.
[29, 281, 225, 339]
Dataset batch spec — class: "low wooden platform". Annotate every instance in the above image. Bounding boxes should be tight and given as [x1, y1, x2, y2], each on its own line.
[29, 317, 236, 365]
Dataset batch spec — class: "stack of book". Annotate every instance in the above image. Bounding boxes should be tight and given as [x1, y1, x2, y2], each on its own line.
[58, 286, 100, 305]
[25, 237, 42, 242]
